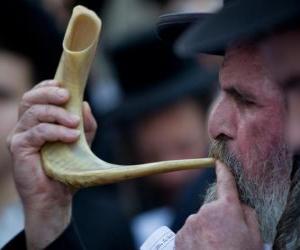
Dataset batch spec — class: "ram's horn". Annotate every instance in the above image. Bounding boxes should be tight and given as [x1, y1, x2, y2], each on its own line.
[41, 5, 215, 188]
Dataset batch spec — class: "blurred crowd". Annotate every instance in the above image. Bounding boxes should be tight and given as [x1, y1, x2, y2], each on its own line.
[0, 0, 220, 248]
[1, 0, 300, 249]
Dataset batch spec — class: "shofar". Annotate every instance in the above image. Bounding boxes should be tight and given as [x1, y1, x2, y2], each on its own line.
[41, 5, 215, 188]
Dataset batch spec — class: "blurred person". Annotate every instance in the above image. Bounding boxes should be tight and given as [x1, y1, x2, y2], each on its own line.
[1, 1, 134, 250]
[0, 1, 61, 247]
[108, 31, 217, 247]
[0, 46, 33, 248]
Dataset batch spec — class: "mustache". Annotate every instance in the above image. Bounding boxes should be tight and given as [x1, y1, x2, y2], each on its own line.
[209, 139, 231, 162]
[209, 140, 244, 181]
[208, 139, 250, 204]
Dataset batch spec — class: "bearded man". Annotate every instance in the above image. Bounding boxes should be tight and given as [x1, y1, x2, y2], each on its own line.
[158, 0, 300, 248]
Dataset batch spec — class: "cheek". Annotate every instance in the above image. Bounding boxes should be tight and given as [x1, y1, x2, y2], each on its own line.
[235, 106, 286, 170]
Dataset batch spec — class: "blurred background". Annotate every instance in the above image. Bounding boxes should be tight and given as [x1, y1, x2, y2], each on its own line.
[0, 0, 223, 249]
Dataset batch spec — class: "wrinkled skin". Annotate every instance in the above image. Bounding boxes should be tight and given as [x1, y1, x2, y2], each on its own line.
[176, 161, 263, 250]
[209, 44, 287, 179]
[7, 80, 97, 249]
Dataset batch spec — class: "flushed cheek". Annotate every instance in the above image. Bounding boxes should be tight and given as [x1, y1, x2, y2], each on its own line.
[233, 108, 286, 176]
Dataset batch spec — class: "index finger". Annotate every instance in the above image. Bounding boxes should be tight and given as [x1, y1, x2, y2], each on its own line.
[216, 160, 239, 203]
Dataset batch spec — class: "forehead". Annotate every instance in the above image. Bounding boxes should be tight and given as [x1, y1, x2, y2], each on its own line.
[220, 43, 279, 98]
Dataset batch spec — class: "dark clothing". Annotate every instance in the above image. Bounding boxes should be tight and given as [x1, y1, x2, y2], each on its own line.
[73, 187, 135, 250]
[4, 171, 214, 250]
[3, 221, 84, 250]
[4, 187, 135, 250]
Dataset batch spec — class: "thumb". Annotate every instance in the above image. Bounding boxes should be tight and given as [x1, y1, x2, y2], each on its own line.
[242, 204, 262, 240]
[216, 160, 239, 203]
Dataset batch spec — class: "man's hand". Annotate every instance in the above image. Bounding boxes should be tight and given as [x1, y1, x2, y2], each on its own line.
[7, 80, 97, 249]
[175, 161, 263, 250]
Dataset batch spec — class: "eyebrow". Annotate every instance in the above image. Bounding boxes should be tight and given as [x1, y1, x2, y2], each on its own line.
[224, 86, 257, 101]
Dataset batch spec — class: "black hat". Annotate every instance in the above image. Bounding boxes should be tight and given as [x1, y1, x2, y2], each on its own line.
[157, 0, 300, 56]
[105, 30, 218, 124]
[0, 0, 63, 82]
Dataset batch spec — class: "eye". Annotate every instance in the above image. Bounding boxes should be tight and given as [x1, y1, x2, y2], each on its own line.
[237, 96, 255, 106]
[226, 88, 256, 106]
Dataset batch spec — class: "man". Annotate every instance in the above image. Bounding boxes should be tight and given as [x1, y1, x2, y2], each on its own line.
[4, 1, 300, 250]
[157, 0, 300, 249]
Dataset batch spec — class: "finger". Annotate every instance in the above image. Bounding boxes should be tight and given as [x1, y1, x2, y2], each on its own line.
[19, 87, 69, 117]
[83, 101, 97, 146]
[32, 80, 60, 90]
[16, 105, 80, 133]
[21, 123, 80, 149]
[216, 160, 239, 203]
[242, 205, 260, 233]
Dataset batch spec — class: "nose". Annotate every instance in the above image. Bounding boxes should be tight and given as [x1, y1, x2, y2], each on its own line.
[208, 93, 237, 141]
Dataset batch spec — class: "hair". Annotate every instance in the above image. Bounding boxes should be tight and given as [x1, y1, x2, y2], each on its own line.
[207, 139, 292, 243]
[273, 156, 300, 249]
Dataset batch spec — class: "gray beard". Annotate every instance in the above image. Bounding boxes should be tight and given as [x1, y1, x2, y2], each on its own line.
[205, 140, 292, 244]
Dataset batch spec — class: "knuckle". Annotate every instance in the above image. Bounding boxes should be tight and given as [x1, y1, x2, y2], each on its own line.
[22, 91, 31, 102]
[185, 213, 198, 225]
[29, 105, 38, 115]
[20, 93, 32, 109]
[42, 104, 53, 116]
[199, 203, 213, 214]
[223, 194, 236, 204]
[8, 133, 23, 154]
[35, 123, 48, 135]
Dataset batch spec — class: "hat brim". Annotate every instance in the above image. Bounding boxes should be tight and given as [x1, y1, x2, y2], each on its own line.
[158, 0, 300, 56]
[157, 13, 210, 44]
[177, 0, 300, 56]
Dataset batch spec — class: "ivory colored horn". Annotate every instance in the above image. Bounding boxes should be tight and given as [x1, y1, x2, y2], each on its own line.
[41, 5, 215, 188]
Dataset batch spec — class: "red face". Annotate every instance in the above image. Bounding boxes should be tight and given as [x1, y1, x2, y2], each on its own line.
[208, 43, 288, 179]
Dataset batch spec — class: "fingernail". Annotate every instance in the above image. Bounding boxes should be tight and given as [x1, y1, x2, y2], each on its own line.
[57, 88, 68, 98]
